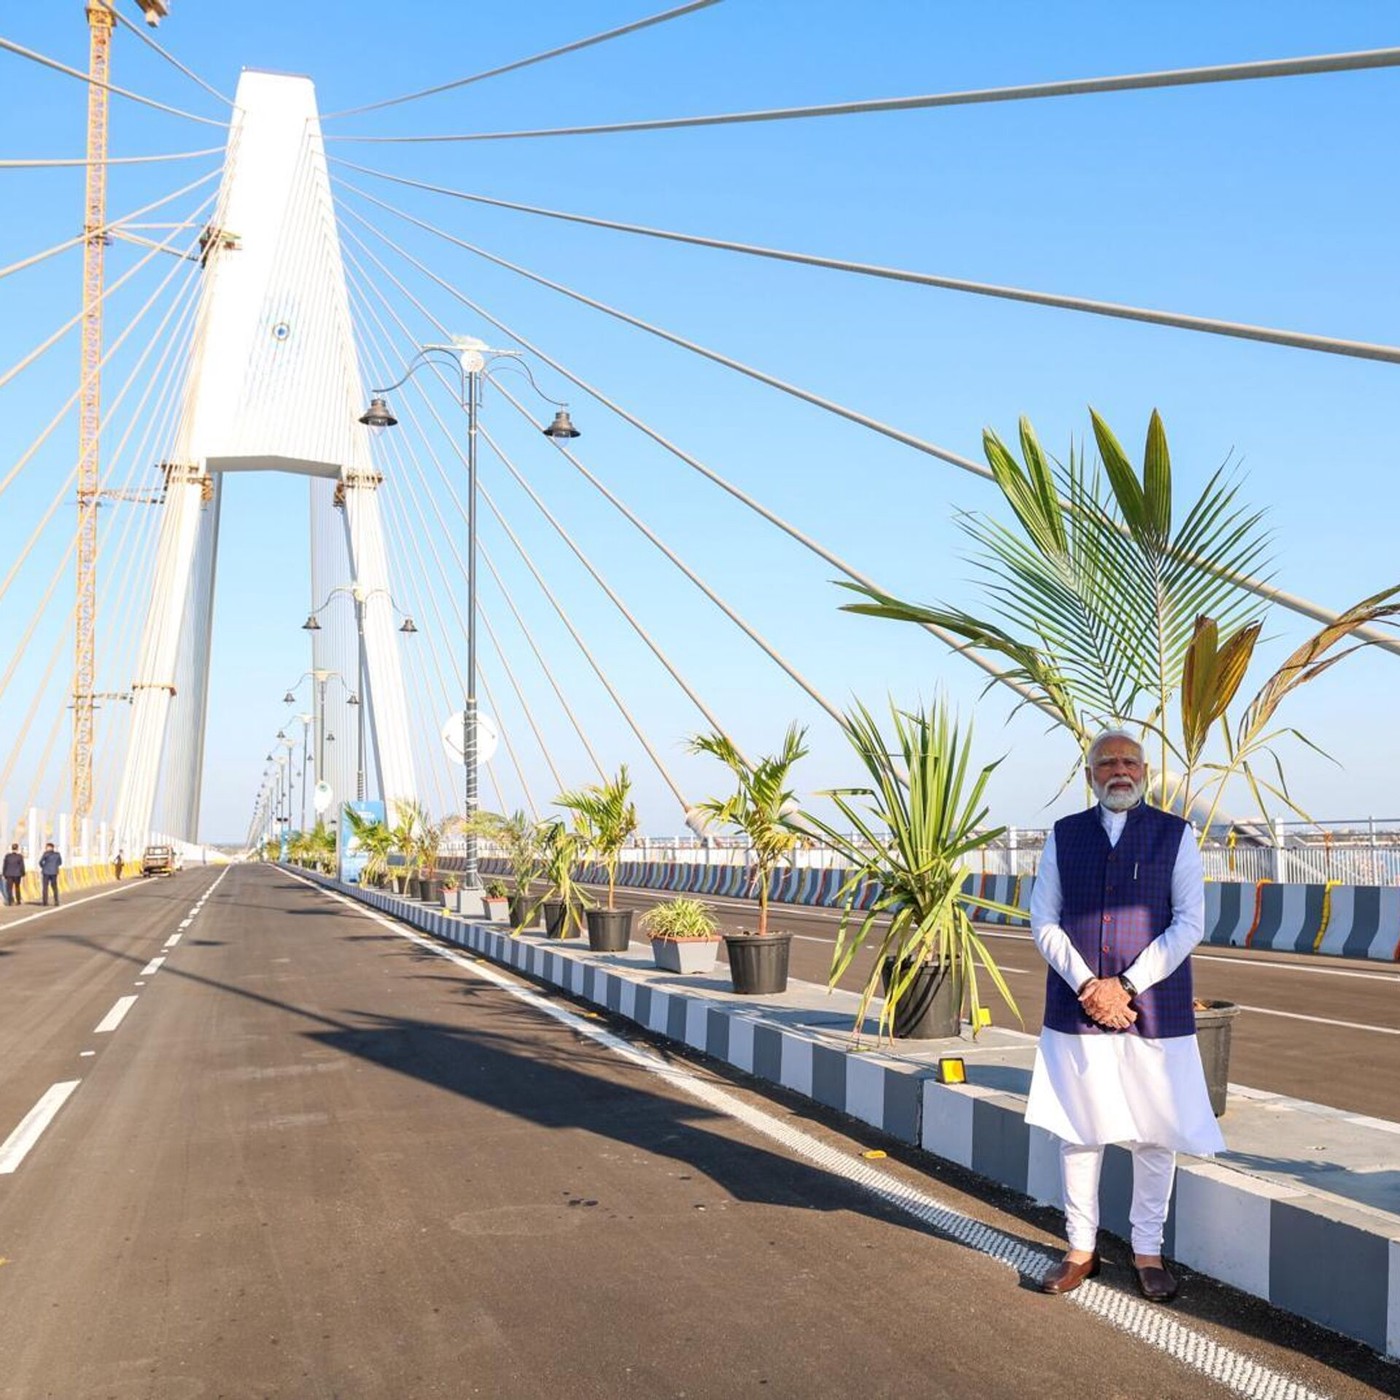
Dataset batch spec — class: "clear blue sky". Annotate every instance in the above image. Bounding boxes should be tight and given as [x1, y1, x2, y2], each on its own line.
[1, 2, 1397, 843]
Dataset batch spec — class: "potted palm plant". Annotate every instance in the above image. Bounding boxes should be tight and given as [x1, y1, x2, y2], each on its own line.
[466, 810, 543, 931]
[641, 897, 721, 974]
[343, 807, 393, 888]
[687, 724, 807, 995]
[801, 699, 1022, 1040]
[556, 765, 639, 952]
[537, 819, 591, 939]
[386, 801, 421, 896]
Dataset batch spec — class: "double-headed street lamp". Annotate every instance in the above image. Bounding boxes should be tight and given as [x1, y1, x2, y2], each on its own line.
[359, 335, 578, 895]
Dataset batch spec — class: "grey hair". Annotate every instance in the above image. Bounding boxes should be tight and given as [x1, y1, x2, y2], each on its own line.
[1085, 728, 1145, 767]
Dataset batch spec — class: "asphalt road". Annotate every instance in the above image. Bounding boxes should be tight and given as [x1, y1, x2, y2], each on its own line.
[0, 865, 1393, 1399]
[562, 881, 1400, 1122]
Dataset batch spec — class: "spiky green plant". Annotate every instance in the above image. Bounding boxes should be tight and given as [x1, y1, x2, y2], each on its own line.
[535, 818, 593, 935]
[343, 807, 393, 884]
[465, 809, 544, 902]
[555, 765, 638, 910]
[800, 700, 1021, 1039]
[687, 725, 807, 936]
[841, 408, 1398, 827]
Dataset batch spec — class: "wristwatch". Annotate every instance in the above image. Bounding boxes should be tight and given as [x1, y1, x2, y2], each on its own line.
[1117, 973, 1139, 998]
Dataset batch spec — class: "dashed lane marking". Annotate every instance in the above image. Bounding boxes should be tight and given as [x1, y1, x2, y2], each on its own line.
[301, 875, 1330, 1400]
[0, 1082, 80, 1174]
[139, 956, 166, 977]
[93, 996, 137, 1034]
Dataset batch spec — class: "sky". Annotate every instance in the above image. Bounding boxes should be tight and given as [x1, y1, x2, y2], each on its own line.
[0, 1, 1397, 844]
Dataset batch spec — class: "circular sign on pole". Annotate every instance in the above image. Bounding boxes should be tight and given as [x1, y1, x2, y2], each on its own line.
[312, 781, 334, 815]
[442, 711, 499, 767]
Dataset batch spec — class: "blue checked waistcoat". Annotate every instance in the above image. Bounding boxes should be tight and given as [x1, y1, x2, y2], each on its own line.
[1043, 802, 1196, 1039]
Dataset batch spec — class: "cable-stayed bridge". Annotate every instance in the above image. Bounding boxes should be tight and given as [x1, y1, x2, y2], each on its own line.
[0, 3, 1397, 864]
[3, 9, 1400, 1390]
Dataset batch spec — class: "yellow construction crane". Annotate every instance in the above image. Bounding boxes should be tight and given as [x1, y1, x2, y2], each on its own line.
[73, 0, 171, 820]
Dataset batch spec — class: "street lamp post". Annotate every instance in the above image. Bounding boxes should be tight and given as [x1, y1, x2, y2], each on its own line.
[302, 587, 416, 806]
[360, 336, 578, 895]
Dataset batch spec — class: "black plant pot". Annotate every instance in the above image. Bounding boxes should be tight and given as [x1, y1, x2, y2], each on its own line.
[723, 931, 791, 995]
[880, 958, 961, 1039]
[419, 877, 440, 904]
[586, 908, 633, 952]
[1194, 999, 1239, 1117]
[509, 894, 535, 931]
[542, 899, 571, 939]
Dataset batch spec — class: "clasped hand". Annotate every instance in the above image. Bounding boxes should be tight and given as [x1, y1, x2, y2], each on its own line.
[1078, 977, 1137, 1030]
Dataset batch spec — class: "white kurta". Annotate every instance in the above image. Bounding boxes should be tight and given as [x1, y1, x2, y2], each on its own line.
[1024, 805, 1226, 1156]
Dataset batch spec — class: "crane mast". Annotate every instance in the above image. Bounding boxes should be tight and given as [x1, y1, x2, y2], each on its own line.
[72, 0, 115, 820]
[74, 0, 170, 822]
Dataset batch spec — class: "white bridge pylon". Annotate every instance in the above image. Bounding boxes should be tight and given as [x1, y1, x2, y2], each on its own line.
[114, 70, 416, 850]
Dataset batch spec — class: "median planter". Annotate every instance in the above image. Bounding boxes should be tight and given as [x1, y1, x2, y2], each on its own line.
[585, 908, 633, 952]
[484, 895, 509, 921]
[419, 876, 441, 904]
[724, 931, 792, 995]
[1194, 999, 1239, 1117]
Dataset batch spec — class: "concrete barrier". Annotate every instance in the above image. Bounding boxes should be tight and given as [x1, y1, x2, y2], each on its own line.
[473, 858, 1398, 963]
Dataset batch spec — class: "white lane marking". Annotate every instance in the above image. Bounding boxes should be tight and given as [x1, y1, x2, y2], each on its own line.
[140, 956, 166, 976]
[0, 1081, 81, 1174]
[79, 1051, 95, 1058]
[304, 876, 1326, 1400]
[0, 881, 148, 930]
[178, 920, 192, 929]
[93, 996, 137, 1034]
[163, 934, 181, 949]
[1236, 1004, 1400, 1036]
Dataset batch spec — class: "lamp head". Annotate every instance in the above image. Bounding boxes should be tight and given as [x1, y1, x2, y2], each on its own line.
[358, 396, 398, 428]
[302, 614, 321, 631]
[283, 691, 296, 704]
[399, 617, 418, 634]
[543, 407, 580, 441]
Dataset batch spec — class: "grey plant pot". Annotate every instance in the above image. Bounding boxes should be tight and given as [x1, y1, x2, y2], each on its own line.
[650, 936, 720, 974]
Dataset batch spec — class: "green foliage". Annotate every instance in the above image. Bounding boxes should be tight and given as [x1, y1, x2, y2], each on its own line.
[535, 819, 593, 935]
[464, 809, 542, 899]
[639, 897, 719, 941]
[555, 765, 638, 910]
[800, 700, 1021, 1039]
[841, 407, 1399, 827]
[687, 724, 807, 936]
[485, 878, 509, 899]
[343, 806, 393, 883]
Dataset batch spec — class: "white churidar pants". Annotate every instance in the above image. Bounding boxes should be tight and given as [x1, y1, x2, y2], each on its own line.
[1060, 1140, 1176, 1255]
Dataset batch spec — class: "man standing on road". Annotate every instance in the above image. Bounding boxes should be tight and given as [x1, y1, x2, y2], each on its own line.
[2, 843, 22, 905]
[1027, 729, 1223, 1304]
[114, 851, 124, 881]
[38, 842, 62, 906]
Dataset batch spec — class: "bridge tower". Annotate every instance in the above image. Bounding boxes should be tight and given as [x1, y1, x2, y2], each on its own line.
[112, 70, 416, 852]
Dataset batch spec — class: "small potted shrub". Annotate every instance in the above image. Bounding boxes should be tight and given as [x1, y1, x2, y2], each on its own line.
[484, 878, 510, 922]
[440, 876, 459, 911]
[641, 897, 721, 974]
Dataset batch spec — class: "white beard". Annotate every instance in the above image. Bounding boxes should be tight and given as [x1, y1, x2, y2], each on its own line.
[1094, 775, 1146, 812]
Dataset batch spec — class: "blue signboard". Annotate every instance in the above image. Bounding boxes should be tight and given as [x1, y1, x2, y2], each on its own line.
[338, 799, 385, 884]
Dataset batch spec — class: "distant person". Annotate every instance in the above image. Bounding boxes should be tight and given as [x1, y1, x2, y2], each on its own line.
[2, 843, 22, 905]
[39, 842, 62, 906]
[1028, 729, 1223, 1304]
[113, 851, 124, 881]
